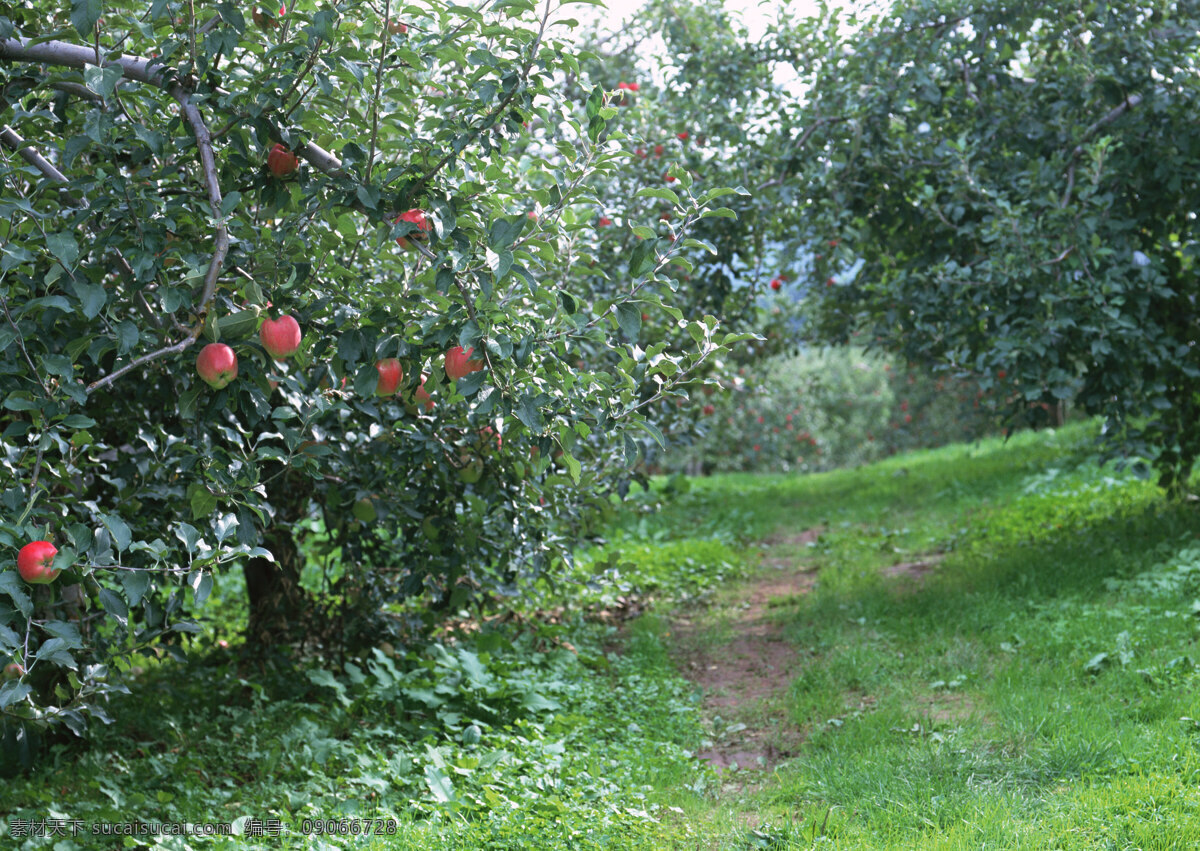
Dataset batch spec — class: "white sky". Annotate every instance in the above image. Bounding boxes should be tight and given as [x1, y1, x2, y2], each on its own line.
[577, 0, 837, 39]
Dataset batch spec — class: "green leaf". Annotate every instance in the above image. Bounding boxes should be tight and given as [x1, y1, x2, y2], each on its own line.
[188, 484, 218, 520]
[631, 239, 658, 278]
[46, 232, 80, 268]
[70, 0, 102, 37]
[101, 514, 132, 552]
[515, 394, 544, 432]
[83, 64, 124, 99]
[697, 186, 742, 205]
[35, 637, 78, 668]
[219, 191, 241, 216]
[0, 681, 32, 710]
[616, 302, 642, 340]
[0, 572, 33, 617]
[424, 764, 457, 803]
[563, 452, 581, 485]
[634, 187, 681, 205]
[120, 570, 151, 608]
[97, 588, 128, 627]
[632, 418, 666, 449]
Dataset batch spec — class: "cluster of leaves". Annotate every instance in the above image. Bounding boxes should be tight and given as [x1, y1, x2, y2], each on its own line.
[0, 0, 754, 747]
[2, 616, 709, 847]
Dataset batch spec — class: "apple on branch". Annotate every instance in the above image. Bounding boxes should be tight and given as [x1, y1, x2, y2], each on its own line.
[252, 4, 285, 29]
[375, 358, 403, 396]
[445, 346, 484, 382]
[196, 343, 238, 390]
[17, 541, 61, 585]
[260, 314, 302, 359]
[393, 208, 431, 250]
[414, 375, 435, 411]
[267, 144, 299, 177]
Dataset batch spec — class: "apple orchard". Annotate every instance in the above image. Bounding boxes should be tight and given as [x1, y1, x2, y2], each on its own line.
[0, 0, 763, 746]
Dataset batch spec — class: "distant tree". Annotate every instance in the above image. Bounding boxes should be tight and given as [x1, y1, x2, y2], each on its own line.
[787, 0, 1200, 490]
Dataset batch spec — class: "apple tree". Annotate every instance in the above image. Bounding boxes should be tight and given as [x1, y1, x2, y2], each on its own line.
[0, 0, 748, 754]
[783, 0, 1200, 490]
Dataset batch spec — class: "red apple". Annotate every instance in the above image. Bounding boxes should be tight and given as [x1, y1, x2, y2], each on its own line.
[598, 216, 613, 228]
[770, 278, 782, 290]
[393, 208, 431, 250]
[375, 358, 403, 396]
[664, 173, 676, 183]
[445, 346, 484, 381]
[677, 131, 689, 141]
[653, 144, 664, 157]
[17, 541, 60, 585]
[196, 343, 238, 390]
[702, 404, 715, 415]
[260, 315, 301, 359]
[478, 426, 502, 451]
[387, 18, 408, 34]
[252, 4, 285, 29]
[997, 369, 1007, 380]
[3, 662, 23, 679]
[414, 375, 435, 411]
[267, 143, 299, 177]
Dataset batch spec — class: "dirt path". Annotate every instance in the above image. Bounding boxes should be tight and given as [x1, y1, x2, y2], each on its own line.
[668, 530, 821, 773]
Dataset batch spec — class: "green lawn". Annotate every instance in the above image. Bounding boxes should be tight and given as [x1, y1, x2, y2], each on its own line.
[5, 421, 1200, 849]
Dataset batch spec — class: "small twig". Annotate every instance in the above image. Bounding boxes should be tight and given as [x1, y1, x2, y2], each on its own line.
[0, 295, 50, 397]
[366, 0, 392, 184]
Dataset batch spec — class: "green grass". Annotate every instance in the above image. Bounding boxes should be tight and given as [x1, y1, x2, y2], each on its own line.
[660, 422, 1200, 848]
[5, 420, 1200, 848]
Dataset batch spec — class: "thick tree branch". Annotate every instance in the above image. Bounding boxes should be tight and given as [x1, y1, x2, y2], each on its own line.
[1061, 93, 1143, 208]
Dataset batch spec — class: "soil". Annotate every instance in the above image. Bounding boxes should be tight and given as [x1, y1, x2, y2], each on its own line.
[668, 528, 822, 773]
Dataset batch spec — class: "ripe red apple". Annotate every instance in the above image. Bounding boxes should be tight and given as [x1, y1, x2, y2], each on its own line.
[635, 147, 646, 158]
[3, 662, 23, 679]
[997, 369, 1007, 380]
[260, 315, 301, 359]
[375, 358, 403, 396]
[393, 208, 431, 250]
[664, 173, 676, 183]
[252, 4, 285, 29]
[414, 375, 434, 411]
[445, 346, 484, 381]
[17, 541, 60, 585]
[653, 144, 664, 157]
[770, 278, 782, 290]
[598, 216, 613, 228]
[196, 343, 238, 390]
[267, 143, 298, 177]
[677, 131, 689, 141]
[702, 404, 715, 415]
[387, 18, 408, 34]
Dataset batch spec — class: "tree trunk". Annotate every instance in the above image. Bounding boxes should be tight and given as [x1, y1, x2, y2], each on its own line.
[242, 471, 314, 649]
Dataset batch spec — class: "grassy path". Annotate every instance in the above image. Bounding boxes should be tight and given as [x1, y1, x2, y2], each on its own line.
[637, 423, 1200, 848]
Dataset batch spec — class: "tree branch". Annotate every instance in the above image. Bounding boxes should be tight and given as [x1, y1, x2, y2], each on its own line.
[1061, 93, 1143, 208]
